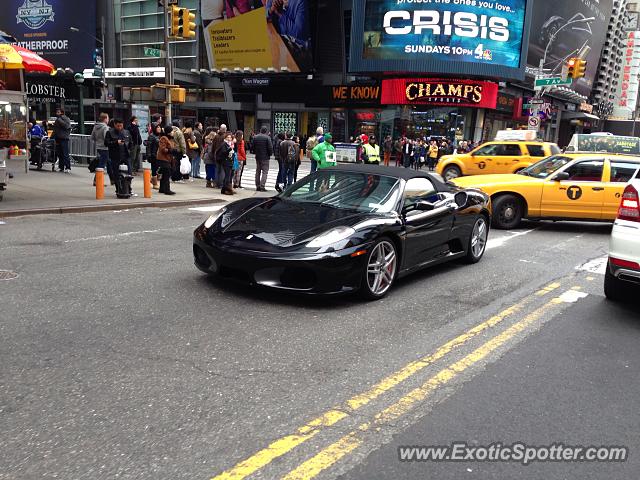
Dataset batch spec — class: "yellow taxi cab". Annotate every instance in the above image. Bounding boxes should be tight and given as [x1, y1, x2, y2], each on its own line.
[437, 131, 560, 181]
[452, 134, 640, 229]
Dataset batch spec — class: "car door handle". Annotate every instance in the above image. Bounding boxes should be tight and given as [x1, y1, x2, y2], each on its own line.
[592, 187, 604, 191]
[559, 187, 567, 191]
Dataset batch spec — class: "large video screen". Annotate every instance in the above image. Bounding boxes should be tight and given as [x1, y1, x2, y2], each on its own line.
[349, 0, 531, 80]
[202, 0, 312, 73]
[0, 0, 96, 73]
[526, 0, 614, 96]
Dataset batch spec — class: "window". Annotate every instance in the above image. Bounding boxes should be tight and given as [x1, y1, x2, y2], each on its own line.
[527, 144, 546, 157]
[403, 178, 438, 207]
[609, 161, 640, 183]
[473, 144, 498, 156]
[563, 160, 604, 182]
[496, 144, 523, 156]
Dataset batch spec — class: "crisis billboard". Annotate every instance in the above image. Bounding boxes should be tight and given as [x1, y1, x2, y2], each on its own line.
[201, 0, 312, 72]
[349, 0, 532, 80]
[0, 0, 96, 73]
[527, 0, 613, 96]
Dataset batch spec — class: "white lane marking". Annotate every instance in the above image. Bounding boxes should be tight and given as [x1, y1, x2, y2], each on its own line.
[559, 290, 589, 303]
[64, 227, 190, 243]
[577, 256, 608, 275]
[188, 205, 226, 213]
[0, 221, 5, 225]
[486, 229, 535, 250]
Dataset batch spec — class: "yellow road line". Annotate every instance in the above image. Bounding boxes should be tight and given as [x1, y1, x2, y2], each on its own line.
[283, 296, 563, 480]
[211, 282, 561, 480]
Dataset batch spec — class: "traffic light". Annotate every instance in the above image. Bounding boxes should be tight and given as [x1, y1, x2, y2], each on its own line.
[171, 6, 184, 38]
[182, 8, 196, 39]
[575, 59, 587, 79]
[567, 58, 577, 79]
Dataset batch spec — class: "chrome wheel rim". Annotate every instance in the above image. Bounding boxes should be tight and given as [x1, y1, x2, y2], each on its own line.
[444, 168, 460, 181]
[367, 241, 397, 296]
[471, 218, 488, 258]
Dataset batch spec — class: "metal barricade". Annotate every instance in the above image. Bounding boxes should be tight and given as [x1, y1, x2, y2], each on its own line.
[69, 134, 97, 165]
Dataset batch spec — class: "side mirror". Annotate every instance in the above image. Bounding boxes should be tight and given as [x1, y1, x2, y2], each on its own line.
[554, 172, 570, 182]
[454, 191, 469, 208]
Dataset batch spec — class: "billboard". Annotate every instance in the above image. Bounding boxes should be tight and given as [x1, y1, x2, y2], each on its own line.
[527, 0, 614, 96]
[349, 0, 531, 80]
[202, 0, 312, 72]
[0, 0, 96, 73]
[381, 78, 499, 109]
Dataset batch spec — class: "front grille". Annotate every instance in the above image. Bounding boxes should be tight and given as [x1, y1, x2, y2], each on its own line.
[193, 245, 211, 269]
[281, 267, 316, 289]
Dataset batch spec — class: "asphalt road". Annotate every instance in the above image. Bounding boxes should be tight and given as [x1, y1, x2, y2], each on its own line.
[1, 205, 638, 480]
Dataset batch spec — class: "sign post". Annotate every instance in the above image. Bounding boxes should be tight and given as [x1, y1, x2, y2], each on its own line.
[534, 77, 573, 89]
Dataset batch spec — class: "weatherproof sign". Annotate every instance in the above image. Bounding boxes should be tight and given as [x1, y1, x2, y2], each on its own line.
[349, 0, 531, 80]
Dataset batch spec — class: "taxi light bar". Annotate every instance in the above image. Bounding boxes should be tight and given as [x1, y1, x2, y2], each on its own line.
[618, 185, 640, 222]
[610, 257, 640, 270]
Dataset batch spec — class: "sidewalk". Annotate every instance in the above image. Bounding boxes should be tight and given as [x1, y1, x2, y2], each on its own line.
[0, 158, 257, 218]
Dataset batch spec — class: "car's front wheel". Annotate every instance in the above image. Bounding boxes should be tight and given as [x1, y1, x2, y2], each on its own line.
[361, 238, 397, 300]
[492, 194, 524, 229]
[442, 165, 462, 181]
[465, 215, 489, 264]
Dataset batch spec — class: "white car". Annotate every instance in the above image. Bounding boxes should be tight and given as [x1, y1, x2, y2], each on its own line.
[605, 176, 640, 301]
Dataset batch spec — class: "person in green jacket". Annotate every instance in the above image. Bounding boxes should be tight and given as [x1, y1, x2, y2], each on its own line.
[311, 132, 336, 169]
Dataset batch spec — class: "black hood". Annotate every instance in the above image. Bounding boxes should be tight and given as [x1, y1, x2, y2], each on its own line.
[217, 197, 372, 251]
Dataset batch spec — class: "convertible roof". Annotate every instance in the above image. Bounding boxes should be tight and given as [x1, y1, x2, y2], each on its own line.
[323, 164, 452, 191]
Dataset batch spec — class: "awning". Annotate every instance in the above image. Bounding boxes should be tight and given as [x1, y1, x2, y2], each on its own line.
[562, 111, 600, 121]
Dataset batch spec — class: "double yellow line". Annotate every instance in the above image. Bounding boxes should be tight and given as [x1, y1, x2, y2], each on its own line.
[212, 282, 562, 480]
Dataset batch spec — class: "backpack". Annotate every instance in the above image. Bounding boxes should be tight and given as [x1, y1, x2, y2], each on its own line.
[306, 137, 318, 157]
[286, 142, 297, 165]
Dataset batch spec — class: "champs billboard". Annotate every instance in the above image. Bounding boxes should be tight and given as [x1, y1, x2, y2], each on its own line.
[527, 0, 613, 96]
[349, 0, 532, 80]
[201, 0, 312, 73]
[0, 0, 96, 73]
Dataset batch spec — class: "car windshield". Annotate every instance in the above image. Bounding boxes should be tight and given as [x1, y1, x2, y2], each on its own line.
[520, 155, 573, 179]
[281, 171, 402, 213]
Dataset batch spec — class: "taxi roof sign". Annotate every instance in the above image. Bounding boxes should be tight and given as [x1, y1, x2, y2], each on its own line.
[495, 130, 538, 141]
[565, 134, 640, 155]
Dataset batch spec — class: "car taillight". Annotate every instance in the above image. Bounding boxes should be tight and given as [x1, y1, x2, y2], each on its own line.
[610, 257, 640, 270]
[618, 184, 640, 222]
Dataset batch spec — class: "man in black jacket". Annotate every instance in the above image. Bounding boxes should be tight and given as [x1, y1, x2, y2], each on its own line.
[127, 116, 143, 174]
[252, 126, 273, 191]
[52, 108, 72, 172]
[104, 119, 132, 182]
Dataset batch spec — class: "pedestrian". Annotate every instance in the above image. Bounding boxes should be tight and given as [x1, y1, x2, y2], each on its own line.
[217, 131, 236, 195]
[362, 135, 381, 165]
[279, 132, 299, 188]
[150, 113, 163, 133]
[183, 120, 197, 181]
[104, 119, 132, 179]
[306, 127, 324, 173]
[427, 140, 439, 171]
[394, 137, 403, 167]
[233, 130, 246, 188]
[252, 126, 273, 191]
[312, 132, 336, 169]
[213, 124, 227, 187]
[402, 137, 413, 168]
[171, 119, 187, 182]
[147, 123, 162, 189]
[52, 108, 72, 173]
[127, 116, 143, 174]
[293, 135, 302, 183]
[90, 112, 111, 186]
[192, 122, 204, 179]
[156, 126, 178, 195]
[274, 132, 284, 192]
[204, 127, 218, 188]
[383, 135, 392, 166]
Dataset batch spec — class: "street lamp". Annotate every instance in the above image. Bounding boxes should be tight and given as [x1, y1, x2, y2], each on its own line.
[74, 73, 85, 135]
[69, 17, 107, 100]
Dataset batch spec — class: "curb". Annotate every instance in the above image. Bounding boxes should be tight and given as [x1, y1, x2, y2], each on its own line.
[0, 197, 228, 218]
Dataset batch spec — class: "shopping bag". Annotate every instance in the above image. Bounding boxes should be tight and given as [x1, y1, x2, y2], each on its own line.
[180, 155, 191, 175]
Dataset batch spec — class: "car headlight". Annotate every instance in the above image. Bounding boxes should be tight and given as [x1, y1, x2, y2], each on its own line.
[204, 208, 226, 229]
[306, 226, 356, 248]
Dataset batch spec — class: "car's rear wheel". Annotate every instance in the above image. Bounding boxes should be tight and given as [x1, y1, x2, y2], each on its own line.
[361, 238, 397, 300]
[492, 194, 524, 229]
[442, 165, 462, 181]
[465, 215, 489, 264]
[604, 268, 630, 302]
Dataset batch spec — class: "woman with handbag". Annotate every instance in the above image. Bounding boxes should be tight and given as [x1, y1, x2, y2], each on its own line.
[216, 131, 236, 195]
[233, 130, 246, 189]
[147, 123, 161, 189]
[156, 126, 178, 195]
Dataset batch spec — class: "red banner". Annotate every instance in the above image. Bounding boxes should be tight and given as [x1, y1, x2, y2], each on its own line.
[381, 78, 498, 109]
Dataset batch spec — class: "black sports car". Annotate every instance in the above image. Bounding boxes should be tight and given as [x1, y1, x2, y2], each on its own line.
[193, 164, 491, 299]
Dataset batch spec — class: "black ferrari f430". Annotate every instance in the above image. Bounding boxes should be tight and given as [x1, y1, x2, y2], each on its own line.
[194, 164, 491, 299]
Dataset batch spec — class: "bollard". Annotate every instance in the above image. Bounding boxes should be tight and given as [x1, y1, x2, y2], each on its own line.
[95, 168, 105, 200]
[143, 161, 152, 199]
